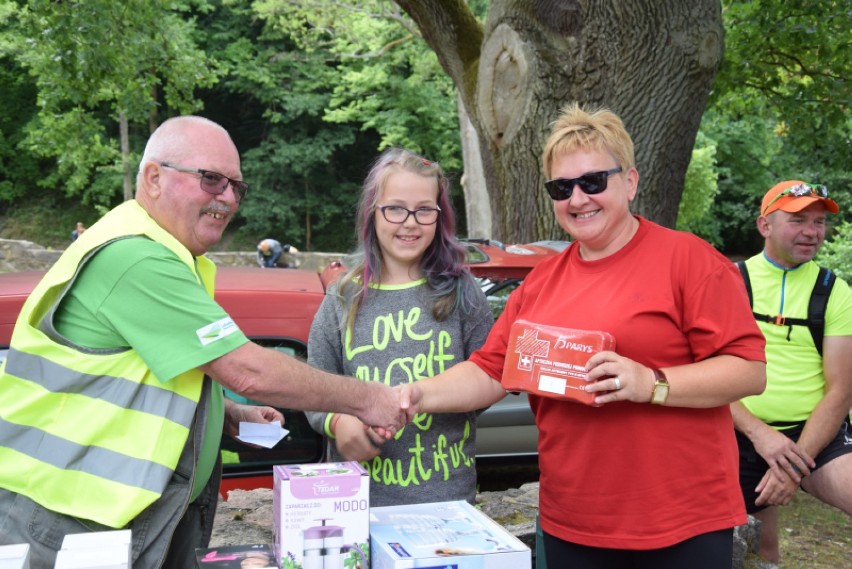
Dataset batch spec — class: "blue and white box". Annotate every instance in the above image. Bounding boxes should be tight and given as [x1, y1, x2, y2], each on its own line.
[0, 543, 30, 569]
[370, 500, 531, 569]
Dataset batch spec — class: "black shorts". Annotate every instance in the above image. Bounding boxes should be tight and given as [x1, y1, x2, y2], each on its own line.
[736, 419, 852, 513]
[541, 528, 733, 569]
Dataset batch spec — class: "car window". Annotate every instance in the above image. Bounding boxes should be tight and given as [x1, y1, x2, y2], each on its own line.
[463, 243, 490, 265]
[479, 278, 522, 319]
[219, 339, 323, 477]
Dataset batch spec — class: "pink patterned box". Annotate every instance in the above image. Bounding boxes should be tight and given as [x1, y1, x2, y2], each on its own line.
[273, 462, 370, 569]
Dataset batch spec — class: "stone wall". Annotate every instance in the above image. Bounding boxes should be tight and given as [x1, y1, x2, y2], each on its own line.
[0, 238, 342, 274]
[0, 239, 62, 273]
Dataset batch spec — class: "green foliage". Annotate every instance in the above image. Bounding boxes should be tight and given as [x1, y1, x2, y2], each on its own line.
[697, 109, 782, 255]
[701, 0, 850, 255]
[24, 108, 122, 205]
[715, 0, 849, 132]
[217, 0, 463, 250]
[0, 194, 99, 248]
[817, 222, 852, 281]
[0, 0, 846, 258]
[254, 0, 462, 169]
[8, 0, 217, 204]
[0, 56, 40, 203]
[677, 132, 721, 246]
[196, 1, 374, 252]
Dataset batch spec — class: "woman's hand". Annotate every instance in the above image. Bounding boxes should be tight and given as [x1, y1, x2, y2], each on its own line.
[583, 350, 654, 405]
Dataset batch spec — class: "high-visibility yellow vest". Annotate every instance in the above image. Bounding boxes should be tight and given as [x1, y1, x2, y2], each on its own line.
[0, 200, 215, 527]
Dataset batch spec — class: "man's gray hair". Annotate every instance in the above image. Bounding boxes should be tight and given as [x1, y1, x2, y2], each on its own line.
[135, 116, 231, 187]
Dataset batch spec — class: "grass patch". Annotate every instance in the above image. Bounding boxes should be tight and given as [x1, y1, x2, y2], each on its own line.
[774, 491, 851, 568]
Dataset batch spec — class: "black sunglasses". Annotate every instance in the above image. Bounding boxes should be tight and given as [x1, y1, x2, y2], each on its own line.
[544, 166, 623, 201]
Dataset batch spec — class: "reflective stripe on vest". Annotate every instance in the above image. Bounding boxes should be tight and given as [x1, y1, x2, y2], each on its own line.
[0, 200, 214, 527]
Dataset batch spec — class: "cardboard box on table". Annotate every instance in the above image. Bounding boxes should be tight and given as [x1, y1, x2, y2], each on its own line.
[370, 500, 531, 569]
[0, 543, 30, 569]
[273, 461, 369, 569]
[502, 319, 616, 405]
[53, 529, 131, 569]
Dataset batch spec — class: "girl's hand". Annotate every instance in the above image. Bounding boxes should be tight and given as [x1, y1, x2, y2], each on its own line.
[334, 414, 385, 462]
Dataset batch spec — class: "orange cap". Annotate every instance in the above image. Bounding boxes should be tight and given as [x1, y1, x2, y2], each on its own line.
[761, 180, 839, 216]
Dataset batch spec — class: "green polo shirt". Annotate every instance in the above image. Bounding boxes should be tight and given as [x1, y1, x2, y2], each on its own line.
[54, 237, 249, 500]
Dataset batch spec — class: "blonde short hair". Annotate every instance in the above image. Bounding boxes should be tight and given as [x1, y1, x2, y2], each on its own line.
[542, 103, 635, 178]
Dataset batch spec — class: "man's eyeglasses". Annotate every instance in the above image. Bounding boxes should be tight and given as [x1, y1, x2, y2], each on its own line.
[377, 205, 442, 225]
[762, 183, 830, 216]
[160, 162, 249, 203]
[544, 167, 623, 201]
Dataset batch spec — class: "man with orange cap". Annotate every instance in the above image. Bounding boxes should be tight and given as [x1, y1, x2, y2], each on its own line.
[731, 180, 852, 568]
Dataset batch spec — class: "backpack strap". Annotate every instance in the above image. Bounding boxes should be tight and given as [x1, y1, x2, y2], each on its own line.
[736, 261, 753, 307]
[736, 260, 836, 356]
[807, 267, 835, 357]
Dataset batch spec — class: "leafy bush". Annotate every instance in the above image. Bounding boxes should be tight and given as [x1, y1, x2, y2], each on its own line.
[817, 222, 852, 281]
[677, 131, 721, 247]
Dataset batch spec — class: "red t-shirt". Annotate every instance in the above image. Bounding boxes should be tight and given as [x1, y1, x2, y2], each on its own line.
[470, 217, 766, 549]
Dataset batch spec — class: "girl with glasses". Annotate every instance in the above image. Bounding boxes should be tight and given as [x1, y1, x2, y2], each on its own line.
[305, 148, 494, 507]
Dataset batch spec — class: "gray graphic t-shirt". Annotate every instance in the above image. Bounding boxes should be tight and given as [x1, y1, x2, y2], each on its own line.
[306, 277, 493, 507]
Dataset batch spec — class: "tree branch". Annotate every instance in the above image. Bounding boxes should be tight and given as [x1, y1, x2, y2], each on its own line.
[393, 0, 483, 106]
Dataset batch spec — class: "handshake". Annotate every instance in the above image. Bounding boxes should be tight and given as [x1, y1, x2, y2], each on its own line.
[359, 382, 425, 439]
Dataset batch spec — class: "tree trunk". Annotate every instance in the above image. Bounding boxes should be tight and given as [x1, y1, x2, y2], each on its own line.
[119, 111, 132, 202]
[457, 93, 492, 239]
[396, 0, 723, 242]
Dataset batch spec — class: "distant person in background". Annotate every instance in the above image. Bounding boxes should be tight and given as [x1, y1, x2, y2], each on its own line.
[70, 221, 86, 241]
[731, 180, 852, 568]
[256, 238, 298, 268]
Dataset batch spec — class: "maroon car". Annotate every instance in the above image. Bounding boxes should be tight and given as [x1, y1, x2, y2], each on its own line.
[0, 240, 567, 496]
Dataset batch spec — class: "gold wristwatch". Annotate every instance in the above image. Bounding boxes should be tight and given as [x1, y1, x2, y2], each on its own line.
[650, 368, 669, 405]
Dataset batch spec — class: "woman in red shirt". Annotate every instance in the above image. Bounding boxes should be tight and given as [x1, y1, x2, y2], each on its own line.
[400, 103, 766, 569]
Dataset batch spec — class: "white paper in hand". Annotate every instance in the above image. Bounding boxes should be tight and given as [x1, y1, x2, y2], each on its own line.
[236, 421, 289, 448]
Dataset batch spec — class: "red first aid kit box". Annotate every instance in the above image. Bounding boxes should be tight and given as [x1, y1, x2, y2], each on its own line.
[502, 319, 616, 405]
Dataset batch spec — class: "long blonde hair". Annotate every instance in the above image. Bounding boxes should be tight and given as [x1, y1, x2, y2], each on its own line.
[337, 148, 476, 333]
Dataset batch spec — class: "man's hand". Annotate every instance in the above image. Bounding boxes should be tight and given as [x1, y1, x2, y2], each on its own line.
[223, 399, 285, 438]
[357, 382, 409, 437]
[334, 415, 386, 462]
[752, 426, 815, 484]
[755, 467, 800, 507]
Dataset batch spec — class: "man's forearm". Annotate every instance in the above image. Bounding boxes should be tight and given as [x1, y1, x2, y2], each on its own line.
[730, 400, 774, 441]
[796, 396, 851, 459]
[801, 335, 852, 457]
[204, 343, 390, 422]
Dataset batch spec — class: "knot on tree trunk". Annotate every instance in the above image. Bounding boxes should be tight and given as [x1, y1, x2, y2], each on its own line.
[477, 23, 534, 147]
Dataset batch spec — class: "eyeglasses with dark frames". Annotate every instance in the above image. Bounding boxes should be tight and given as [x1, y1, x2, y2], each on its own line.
[544, 166, 623, 201]
[761, 183, 830, 216]
[377, 205, 442, 225]
[160, 162, 249, 203]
